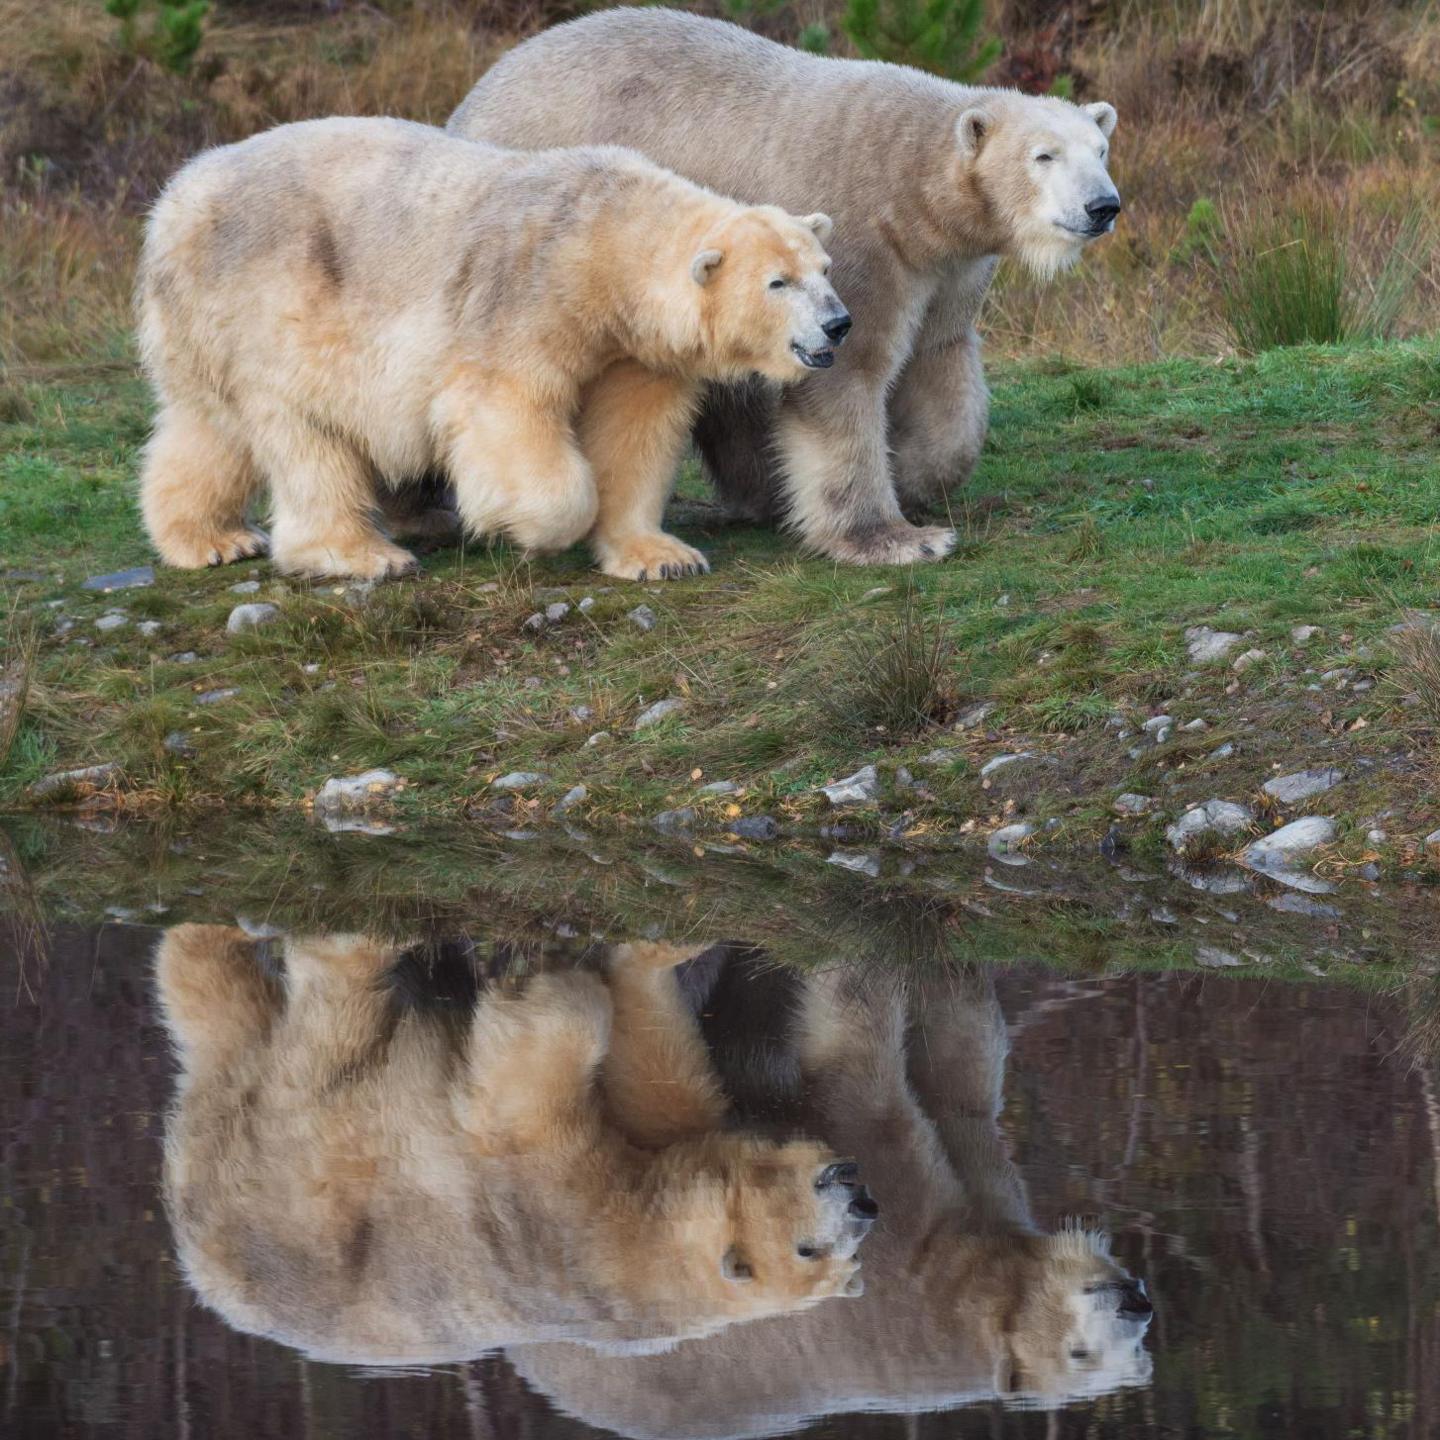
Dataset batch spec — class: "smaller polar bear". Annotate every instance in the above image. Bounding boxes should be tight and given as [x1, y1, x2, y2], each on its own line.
[137, 117, 847, 581]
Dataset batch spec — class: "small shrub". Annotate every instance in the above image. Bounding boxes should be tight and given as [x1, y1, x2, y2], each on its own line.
[843, 0, 1000, 81]
[104, 0, 209, 75]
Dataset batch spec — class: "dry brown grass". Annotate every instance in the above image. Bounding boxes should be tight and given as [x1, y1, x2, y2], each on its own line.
[2, 0, 1439, 366]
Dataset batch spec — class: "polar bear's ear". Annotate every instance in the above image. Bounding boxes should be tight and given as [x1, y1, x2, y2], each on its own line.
[691, 248, 725, 286]
[798, 212, 834, 243]
[721, 1247, 753, 1282]
[1084, 101, 1118, 138]
[955, 108, 993, 158]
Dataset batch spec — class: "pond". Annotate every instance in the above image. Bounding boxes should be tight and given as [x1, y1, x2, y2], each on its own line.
[4, 818, 1439, 1439]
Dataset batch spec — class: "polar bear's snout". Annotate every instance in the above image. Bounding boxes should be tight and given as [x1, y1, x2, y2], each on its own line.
[790, 280, 853, 370]
[1083, 192, 1122, 236]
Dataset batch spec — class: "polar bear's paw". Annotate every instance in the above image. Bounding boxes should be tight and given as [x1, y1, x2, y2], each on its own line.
[825, 521, 956, 567]
[272, 535, 418, 581]
[597, 532, 710, 582]
[156, 525, 269, 569]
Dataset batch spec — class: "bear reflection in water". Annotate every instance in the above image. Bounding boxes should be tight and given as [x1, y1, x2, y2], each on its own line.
[155, 927, 1153, 1423]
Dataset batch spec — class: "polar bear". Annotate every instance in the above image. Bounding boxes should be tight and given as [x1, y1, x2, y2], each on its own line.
[137, 117, 847, 581]
[505, 958, 1155, 1432]
[450, 8, 1121, 566]
[154, 929, 875, 1364]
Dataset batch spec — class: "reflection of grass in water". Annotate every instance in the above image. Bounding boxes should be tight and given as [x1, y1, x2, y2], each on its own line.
[2, 816, 1427, 990]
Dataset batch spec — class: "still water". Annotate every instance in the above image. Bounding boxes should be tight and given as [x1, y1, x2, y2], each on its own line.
[4, 822, 1440, 1439]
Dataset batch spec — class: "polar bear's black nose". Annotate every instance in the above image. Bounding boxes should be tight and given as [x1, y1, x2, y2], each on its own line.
[847, 1191, 879, 1223]
[822, 312, 852, 343]
[1116, 1280, 1152, 1318]
[1085, 196, 1121, 228]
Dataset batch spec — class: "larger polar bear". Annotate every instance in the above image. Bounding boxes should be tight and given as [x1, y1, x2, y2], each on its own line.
[155, 929, 876, 1363]
[450, 8, 1121, 566]
[138, 117, 846, 581]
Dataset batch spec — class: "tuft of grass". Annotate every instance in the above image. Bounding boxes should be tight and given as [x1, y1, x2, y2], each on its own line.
[0, 604, 39, 772]
[1389, 616, 1440, 729]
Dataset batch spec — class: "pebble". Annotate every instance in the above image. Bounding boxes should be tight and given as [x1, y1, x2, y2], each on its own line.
[491, 771, 548, 791]
[1267, 893, 1342, 919]
[1185, 626, 1241, 663]
[1142, 715, 1172, 734]
[651, 807, 697, 835]
[1366, 829, 1387, 846]
[987, 821, 1035, 863]
[137, 620, 162, 637]
[545, 602, 571, 623]
[1196, 945, 1243, 968]
[523, 612, 547, 633]
[195, 688, 238, 705]
[554, 784, 587, 815]
[226, 602, 280, 634]
[627, 604, 658, 632]
[313, 769, 402, 815]
[820, 765, 879, 807]
[1180, 718, 1208, 732]
[169, 651, 198, 664]
[94, 612, 128, 632]
[584, 731, 611, 748]
[953, 702, 995, 731]
[1149, 906, 1178, 925]
[827, 850, 882, 877]
[1244, 815, 1336, 869]
[163, 731, 197, 757]
[578, 596, 596, 614]
[30, 762, 122, 800]
[1112, 793, 1153, 816]
[979, 751, 1037, 777]
[229, 580, 261, 594]
[570, 704, 594, 723]
[697, 780, 740, 796]
[1262, 767, 1343, 805]
[1231, 648, 1266, 673]
[1291, 625, 1321, 645]
[1424, 829, 1440, 852]
[1165, 799, 1255, 853]
[634, 698, 685, 730]
[1210, 742, 1235, 760]
[82, 566, 154, 592]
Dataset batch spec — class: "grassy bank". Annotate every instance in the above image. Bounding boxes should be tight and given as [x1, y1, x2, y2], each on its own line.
[3, 339, 1438, 870]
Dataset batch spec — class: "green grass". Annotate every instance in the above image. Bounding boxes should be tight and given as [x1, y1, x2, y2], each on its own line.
[2, 340, 1439, 860]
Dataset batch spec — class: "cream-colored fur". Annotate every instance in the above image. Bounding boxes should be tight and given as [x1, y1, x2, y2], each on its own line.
[137, 117, 843, 581]
[155, 929, 874, 1364]
[450, 8, 1120, 564]
[506, 964, 1154, 1434]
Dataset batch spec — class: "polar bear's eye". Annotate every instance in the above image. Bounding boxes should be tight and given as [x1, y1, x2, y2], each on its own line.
[1035, 152, 1055, 164]
[797, 1244, 821, 1259]
[768, 277, 789, 290]
[1069, 1348, 1091, 1362]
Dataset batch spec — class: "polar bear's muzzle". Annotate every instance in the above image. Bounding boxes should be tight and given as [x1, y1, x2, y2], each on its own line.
[1082, 192, 1122, 236]
[791, 297, 853, 370]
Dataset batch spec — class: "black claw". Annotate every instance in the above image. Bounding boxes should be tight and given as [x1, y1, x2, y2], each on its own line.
[919, 544, 934, 559]
[636, 568, 647, 582]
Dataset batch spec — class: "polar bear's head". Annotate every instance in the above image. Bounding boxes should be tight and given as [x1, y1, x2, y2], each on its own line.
[619, 1137, 876, 1338]
[689, 207, 852, 382]
[955, 92, 1121, 279]
[997, 1227, 1154, 1406]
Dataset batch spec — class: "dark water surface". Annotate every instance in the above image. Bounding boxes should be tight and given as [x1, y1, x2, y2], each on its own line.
[4, 824, 1440, 1439]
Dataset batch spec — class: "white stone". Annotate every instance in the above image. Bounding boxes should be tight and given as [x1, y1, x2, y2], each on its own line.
[491, 771, 547, 791]
[30, 762, 122, 799]
[1141, 715, 1172, 734]
[953, 702, 995, 731]
[226, 602, 280, 634]
[1165, 799, 1255, 852]
[1262, 768, 1343, 804]
[820, 765, 879, 807]
[1196, 945, 1243, 968]
[627, 604, 657, 632]
[1231, 648, 1266, 673]
[545, 602, 571, 622]
[313, 769, 401, 814]
[634, 698, 685, 730]
[980, 751, 1035, 777]
[1244, 816, 1336, 869]
[1112, 793, 1153, 816]
[1185, 626, 1242, 663]
[1291, 625, 1321, 645]
[95, 612, 128, 632]
[554, 784, 587, 814]
[987, 821, 1035, 864]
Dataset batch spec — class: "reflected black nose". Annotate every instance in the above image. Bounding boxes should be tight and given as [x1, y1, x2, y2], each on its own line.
[822, 312, 852, 343]
[847, 1190, 879, 1223]
[1117, 1280, 1152, 1318]
[1085, 196, 1121, 228]
[818, 1160, 860, 1188]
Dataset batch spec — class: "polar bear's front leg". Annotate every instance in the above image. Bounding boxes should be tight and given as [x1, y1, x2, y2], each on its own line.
[775, 377, 957, 567]
[439, 370, 598, 555]
[888, 325, 990, 511]
[578, 362, 709, 582]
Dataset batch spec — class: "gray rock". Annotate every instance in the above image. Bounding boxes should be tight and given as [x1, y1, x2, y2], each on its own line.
[30, 762, 123, 799]
[987, 821, 1035, 864]
[82, 566, 154, 592]
[651, 807, 697, 835]
[952, 702, 995, 731]
[1366, 828, 1387, 845]
[1180, 718, 1208, 732]
[1149, 906, 1178, 925]
[1185, 626, 1241, 663]
[522, 612, 547, 633]
[229, 579, 261, 594]
[554, 784, 587, 815]
[1262, 767, 1344, 805]
[569, 704, 594, 723]
[634, 697, 685, 730]
[545, 602, 571, 623]
[314, 769, 402, 814]
[1210, 742, 1235, 760]
[1291, 625, 1321, 645]
[727, 816, 780, 841]
[979, 751, 1037, 777]
[1231, 647, 1266, 673]
[1267, 893, 1342, 919]
[137, 620, 163, 638]
[226, 602, 280, 634]
[169, 651, 198, 664]
[1166, 799, 1255, 853]
[491, 771, 548, 792]
[820, 764, 879, 807]
[1244, 815, 1336, 870]
[697, 780, 740, 796]
[1196, 945, 1243, 968]
[1154, 725, 1172, 744]
[195, 688, 238, 705]
[163, 731, 197, 758]
[1112, 793, 1153, 816]
[1141, 715, 1173, 734]
[1425, 829, 1440, 852]
[578, 596, 596, 614]
[627, 604, 658, 633]
[584, 731, 611, 748]
[94, 612, 128, 632]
